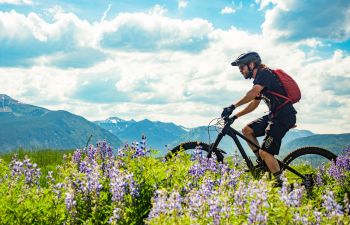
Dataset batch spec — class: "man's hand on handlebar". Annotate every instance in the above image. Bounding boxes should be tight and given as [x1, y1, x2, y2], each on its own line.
[221, 104, 236, 118]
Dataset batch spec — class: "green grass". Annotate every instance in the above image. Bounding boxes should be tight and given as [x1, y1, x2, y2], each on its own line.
[0, 148, 75, 186]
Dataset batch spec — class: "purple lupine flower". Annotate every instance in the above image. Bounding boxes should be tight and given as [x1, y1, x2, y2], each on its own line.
[53, 183, 65, 199]
[148, 190, 183, 220]
[109, 207, 122, 224]
[328, 145, 350, 181]
[65, 192, 76, 211]
[287, 184, 305, 207]
[24, 162, 41, 186]
[315, 171, 324, 186]
[218, 167, 243, 190]
[79, 160, 88, 173]
[140, 134, 147, 151]
[188, 163, 206, 178]
[322, 190, 343, 218]
[46, 171, 55, 184]
[185, 190, 205, 217]
[98, 140, 108, 160]
[148, 190, 168, 219]
[232, 150, 241, 167]
[233, 181, 248, 216]
[85, 160, 103, 196]
[247, 180, 269, 224]
[328, 160, 345, 181]
[279, 174, 305, 207]
[10, 157, 24, 178]
[10, 156, 41, 186]
[192, 145, 204, 161]
[72, 177, 87, 194]
[73, 149, 82, 164]
[167, 191, 183, 213]
[314, 210, 322, 225]
[293, 212, 309, 224]
[106, 145, 114, 159]
[109, 167, 139, 202]
[87, 144, 96, 161]
[207, 198, 222, 225]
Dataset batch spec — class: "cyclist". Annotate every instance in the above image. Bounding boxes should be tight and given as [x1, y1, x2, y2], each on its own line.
[221, 52, 297, 186]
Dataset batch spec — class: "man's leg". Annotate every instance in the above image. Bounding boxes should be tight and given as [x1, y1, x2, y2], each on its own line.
[242, 115, 269, 159]
[260, 115, 296, 186]
[258, 150, 280, 173]
[242, 126, 260, 158]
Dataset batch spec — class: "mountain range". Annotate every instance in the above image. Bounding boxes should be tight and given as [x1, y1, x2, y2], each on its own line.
[94, 117, 349, 157]
[1, 94, 349, 157]
[0, 94, 123, 152]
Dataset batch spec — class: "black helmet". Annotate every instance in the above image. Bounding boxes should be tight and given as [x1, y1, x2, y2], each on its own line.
[231, 52, 261, 67]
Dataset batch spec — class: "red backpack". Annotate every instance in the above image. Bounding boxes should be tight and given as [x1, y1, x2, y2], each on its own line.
[267, 69, 301, 112]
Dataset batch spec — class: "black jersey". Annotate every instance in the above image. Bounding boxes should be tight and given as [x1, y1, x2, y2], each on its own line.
[253, 68, 297, 117]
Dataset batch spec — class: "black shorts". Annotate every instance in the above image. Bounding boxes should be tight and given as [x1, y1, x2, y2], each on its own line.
[248, 114, 296, 155]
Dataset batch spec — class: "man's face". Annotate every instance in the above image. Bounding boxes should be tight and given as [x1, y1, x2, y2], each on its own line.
[239, 64, 249, 78]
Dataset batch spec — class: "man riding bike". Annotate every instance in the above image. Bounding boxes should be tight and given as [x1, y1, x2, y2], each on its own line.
[221, 52, 297, 186]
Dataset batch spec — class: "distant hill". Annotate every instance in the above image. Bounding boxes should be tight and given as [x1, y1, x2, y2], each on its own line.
[0, 94, 123, 152]
[96, 117, 318, 156]
[95, 117, 137, 135]
[280, 133, 350, 156]
[95, 117, 187, 150]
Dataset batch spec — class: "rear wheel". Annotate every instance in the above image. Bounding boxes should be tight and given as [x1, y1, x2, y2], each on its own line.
[281, 146, 337, 188]
[164, 141, 225, 162]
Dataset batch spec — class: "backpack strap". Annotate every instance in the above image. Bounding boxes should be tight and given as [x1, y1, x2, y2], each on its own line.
[266, 90, 291, 101]
[266, 90, 292, 117]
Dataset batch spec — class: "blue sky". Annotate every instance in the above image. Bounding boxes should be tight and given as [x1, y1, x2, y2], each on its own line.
[1, 0, 350, 133]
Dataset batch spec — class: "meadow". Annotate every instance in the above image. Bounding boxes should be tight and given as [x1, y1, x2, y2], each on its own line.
[0, 139, 349, 225]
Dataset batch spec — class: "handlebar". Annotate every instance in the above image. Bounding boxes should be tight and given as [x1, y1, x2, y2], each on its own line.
[223, 115, 237, 125]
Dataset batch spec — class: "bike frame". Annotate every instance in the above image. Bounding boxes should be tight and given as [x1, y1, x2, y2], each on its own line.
[209, 117, 306, 180]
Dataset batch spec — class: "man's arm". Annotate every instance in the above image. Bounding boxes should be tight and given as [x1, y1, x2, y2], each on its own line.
[234, 84, 264, 108]
[235, 99, 260, 118]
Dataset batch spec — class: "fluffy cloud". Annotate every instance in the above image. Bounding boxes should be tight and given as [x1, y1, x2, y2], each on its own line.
[99, 12, 213, 52]
[1, 6, 349, 133]
[0, 10, 105, 67]
[261, 0, 350, 42]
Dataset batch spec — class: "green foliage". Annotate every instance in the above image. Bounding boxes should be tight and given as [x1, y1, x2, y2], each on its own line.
[0, 146, 349, 224]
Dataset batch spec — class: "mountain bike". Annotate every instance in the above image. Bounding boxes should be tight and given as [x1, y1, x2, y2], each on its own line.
[165, 115, 337, 189]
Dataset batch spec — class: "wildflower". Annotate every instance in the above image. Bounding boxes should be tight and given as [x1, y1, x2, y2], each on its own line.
[46, 171, 55, 184]
[109, 208, 122, 224]
[109, 167, 139, 202]
[73, 149, 82, 164]
[65, 192, 76, 211]
[322, 190, 343, 218]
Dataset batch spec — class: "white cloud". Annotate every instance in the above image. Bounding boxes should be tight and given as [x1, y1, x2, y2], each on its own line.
[178, 0, 188, 9]
[221, 2, 243, 15]
[261, 0, 350, 42]
[149, 4, 168, 16]
[99, 12, 213, 52]
[1, 9, 350, 133]
[221, 7, 236, 14]
[0, 0, 33, 5]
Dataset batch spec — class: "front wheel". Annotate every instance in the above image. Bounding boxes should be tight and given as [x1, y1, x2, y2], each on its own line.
[281, 146, 337, 188]
[164, 141, 226, 162]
